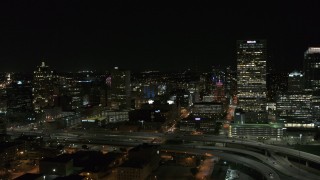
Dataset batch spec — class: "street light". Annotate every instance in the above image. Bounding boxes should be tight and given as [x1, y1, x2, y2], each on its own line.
[139, 120, 144, 129]
[299, 133, 302, 175]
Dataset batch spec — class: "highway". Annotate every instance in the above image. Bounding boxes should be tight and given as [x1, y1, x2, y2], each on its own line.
[167, 134, 320, 166]
[161, 145, 280, 180]
[180, 145, 319, 180]
[8, 128, 320, 179]
[9, 129, 320, 166]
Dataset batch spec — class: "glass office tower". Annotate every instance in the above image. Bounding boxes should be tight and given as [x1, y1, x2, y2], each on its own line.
[237, 40, 267, 112]
[304, 47, 320, 90]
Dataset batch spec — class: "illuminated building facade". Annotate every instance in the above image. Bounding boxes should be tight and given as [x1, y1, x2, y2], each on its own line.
[32, 62, 55, 112]
[168, 89, 191, 107]
[179, 102, 223, 132]
[107, 67, 131, 110]
[142, 84, 157, 99]
[58, 75, 82, 111]
[179, 117, 216, 132]
[213, 80, 226, 103]
[312, 90, 320, 121]
[276, 91, 312, 122]
[237, 40, 267, 112]
[230, 123, 284, 138]
[276, 71, 319, 124]
[192, 102, 224, 119]
[304, 47, 320, 90]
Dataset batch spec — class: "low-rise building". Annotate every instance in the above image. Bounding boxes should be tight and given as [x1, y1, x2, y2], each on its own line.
[230, 123, 285, 139]
[39, 156, 73, 176]
[117, 144, 160, 180]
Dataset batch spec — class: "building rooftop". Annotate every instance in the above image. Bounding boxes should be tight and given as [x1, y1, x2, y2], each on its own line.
[13, 173, 43, 180]
[119, 160, 145, 168]
[289, 71, 303, 77]
[72, 151, 121, 172]
[119, 143, 160, 168]
[305, 47, 320, 54]
[193, 102, 223, 105]
[54, 175, 85, 180]
[41, 154, 73, 163]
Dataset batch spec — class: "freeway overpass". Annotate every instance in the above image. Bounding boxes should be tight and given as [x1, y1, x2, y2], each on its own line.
[168, 134, 320, 169]
[8, 129, 320, 179]
[9, 129, 320, 167]
[161, 145, 280, 180]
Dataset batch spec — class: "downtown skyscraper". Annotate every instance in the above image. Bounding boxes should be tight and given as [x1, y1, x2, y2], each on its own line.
[236, 40, 267, 112]
[32, 62, 55, 112]
[304, 47, 320, 91]
[107, 67, 131, 110]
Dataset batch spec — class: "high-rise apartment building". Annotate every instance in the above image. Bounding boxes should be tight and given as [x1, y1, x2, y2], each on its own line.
[236, 40, 267, 111]
[304, 47, 320, 90]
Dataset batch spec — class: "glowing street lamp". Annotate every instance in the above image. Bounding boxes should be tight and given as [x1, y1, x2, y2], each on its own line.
[299, 134, 302, 175]
[139, 120, 144, 128]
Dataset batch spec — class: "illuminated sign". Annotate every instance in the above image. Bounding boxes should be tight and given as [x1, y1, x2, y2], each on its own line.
[195, 118, 201, 121]
[247, 40, 256, 43]
[82, 119, 95, 123]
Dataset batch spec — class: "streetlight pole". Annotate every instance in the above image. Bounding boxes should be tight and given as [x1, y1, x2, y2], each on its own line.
[299, 133, 302, 175]
[139, 120, 144, 129]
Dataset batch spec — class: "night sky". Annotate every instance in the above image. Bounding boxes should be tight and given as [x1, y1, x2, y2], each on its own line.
[1, 1, 320, 73]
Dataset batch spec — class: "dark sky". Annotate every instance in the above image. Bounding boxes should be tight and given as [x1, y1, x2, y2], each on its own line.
[1, 0, 320, 73]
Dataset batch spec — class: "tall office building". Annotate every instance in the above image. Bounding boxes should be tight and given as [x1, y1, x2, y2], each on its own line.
[6, 81, 33, 114]
[58, 75, 82, 111]
[276, 91, 312, 122]
[107, 67, 131, 110]
[33, 62, 55, 112]
[213, 80, 226, 103]
[288, 71, 304, 92]
[304, 47, 320, 90]
[266, 71, 288, 102]
[237, 40, 267, 112]
[225, 66, 237, 97]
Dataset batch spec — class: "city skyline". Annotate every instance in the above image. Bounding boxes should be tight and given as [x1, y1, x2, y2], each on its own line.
[1, 1, 320, 177]
[0, 1, 320, 72]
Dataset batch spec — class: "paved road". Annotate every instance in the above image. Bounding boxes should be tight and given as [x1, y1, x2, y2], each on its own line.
[8, 128, 320, 179]
[161, 145, 280, 180]
[185, 145, 319, 180]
